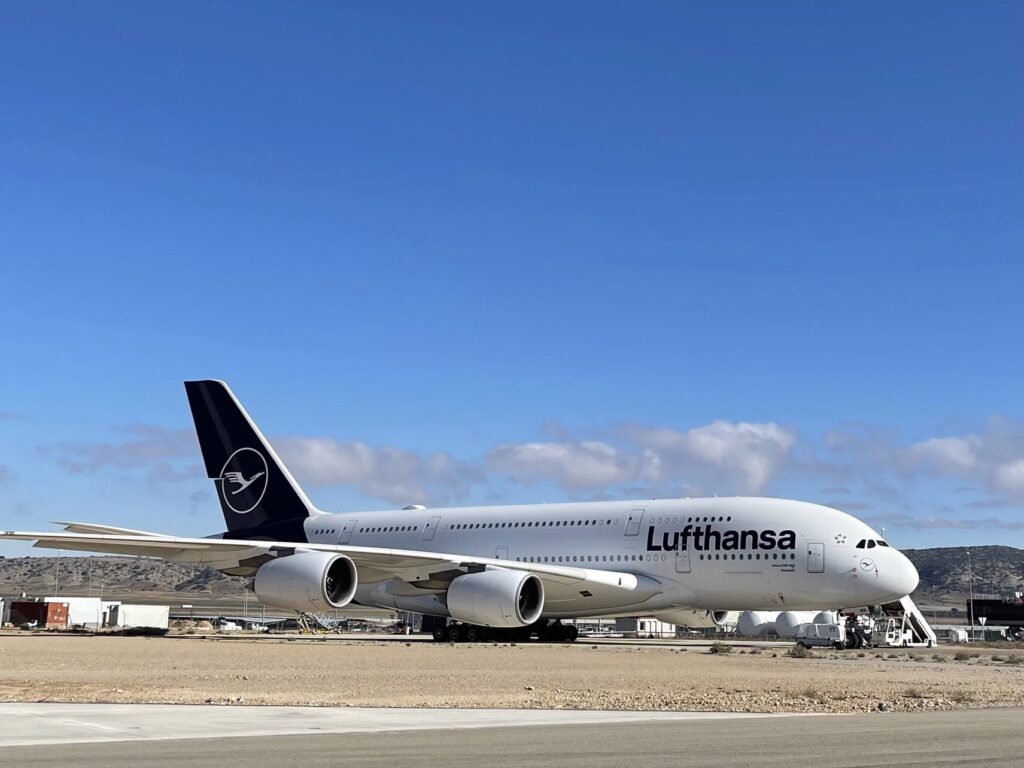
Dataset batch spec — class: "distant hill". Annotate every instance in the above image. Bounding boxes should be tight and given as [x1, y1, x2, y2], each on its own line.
[901, 545, 1024, 601]
[0, 555, 244, 596]
[1, 545, 1021, 602]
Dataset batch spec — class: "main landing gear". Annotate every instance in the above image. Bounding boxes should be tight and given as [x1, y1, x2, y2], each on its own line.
[431, 619, 579, 644]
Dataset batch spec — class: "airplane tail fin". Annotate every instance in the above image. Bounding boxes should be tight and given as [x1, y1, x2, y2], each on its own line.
[184, 380, 315, 538]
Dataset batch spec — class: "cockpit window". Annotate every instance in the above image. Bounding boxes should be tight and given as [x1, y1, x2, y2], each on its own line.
[867, 540, 876, 549]
[855, 539, 866, 549]
[877, 540, 890, 547]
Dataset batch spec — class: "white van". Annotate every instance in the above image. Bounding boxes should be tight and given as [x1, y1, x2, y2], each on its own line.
[795, 622, 847, 649]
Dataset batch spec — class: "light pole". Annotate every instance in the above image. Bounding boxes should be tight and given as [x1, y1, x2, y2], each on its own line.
[53, 550, 62, 596]
[967, 550, 975, 643]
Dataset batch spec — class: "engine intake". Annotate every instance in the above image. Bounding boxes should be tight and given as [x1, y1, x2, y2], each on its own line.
[710, 610, 739, 627]
[252, 551, 357, 612]
[446, 569, 544, 627]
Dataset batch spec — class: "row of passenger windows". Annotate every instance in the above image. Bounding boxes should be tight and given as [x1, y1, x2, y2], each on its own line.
[855, 539, 889, 549]
[312, 525, 421, 535]
[513, 552, 797, 564]
[656, 515, 731, 523]
[452, 520, 611, 529]
[326, 513, 741, 538]
[448, 514, 732, 530]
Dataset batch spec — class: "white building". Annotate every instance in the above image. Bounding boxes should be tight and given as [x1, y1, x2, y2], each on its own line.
[614, 616, 676, 637]
[44, 597, 111, 628]
[108, 604, 170, 630]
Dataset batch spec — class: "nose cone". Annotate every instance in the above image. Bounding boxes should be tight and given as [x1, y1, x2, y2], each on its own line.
[895, 552, 920, 597]
[857, 549, 920, 604]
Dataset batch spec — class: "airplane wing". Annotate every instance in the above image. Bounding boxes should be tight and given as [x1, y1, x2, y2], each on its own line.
[0, 529, 657, 595]
[51, 521, 167, 537]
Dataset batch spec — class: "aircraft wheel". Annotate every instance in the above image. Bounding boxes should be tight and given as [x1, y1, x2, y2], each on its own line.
[447, 625, 462, 642]
[432, 626, 447, 642]
[509, 627, 532, 643]
[466, 626, 486, 643]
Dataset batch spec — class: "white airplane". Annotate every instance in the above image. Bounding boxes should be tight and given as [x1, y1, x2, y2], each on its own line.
[1, 381, 919, 642]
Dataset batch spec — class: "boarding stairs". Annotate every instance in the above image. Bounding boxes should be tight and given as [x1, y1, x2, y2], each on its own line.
[298, 611, 338, 634]
[880, 595, 938, 646]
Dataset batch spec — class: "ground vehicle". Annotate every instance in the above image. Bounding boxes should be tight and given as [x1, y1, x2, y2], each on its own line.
[872, 616, 927, 647]
[795, 622, 847, 649]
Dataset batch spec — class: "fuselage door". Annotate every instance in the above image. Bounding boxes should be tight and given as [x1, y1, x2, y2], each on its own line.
[423, 516, 441, 541]
[675, 547, 690, 574]
[807, 541, 825, 573]
[625, 508, 645, 536]
[338, 519, 358, 544]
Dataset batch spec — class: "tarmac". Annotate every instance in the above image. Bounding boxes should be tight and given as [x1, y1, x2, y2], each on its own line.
[0, 703, 1019, 767]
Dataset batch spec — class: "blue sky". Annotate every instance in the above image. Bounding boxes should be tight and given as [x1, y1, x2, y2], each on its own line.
[1, 2, 1021, 555]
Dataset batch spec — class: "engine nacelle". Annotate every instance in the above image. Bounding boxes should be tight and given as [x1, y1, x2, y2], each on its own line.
[710, 610, 740, 627]
[446, 569, 544, 628]
[252, 551, 357, 612]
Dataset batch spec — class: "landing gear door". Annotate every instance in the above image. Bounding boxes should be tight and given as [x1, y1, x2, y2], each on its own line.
[338, 519, 358, 545]
[625, 508, 644, 536]
[422, 516, 441, 541]
[807, 541, 825, 573]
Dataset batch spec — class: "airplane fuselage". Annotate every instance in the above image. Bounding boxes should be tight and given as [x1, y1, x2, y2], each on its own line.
[298, 496, 918, 618]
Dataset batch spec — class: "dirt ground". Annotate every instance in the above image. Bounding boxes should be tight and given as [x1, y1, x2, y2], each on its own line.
[0, 633, 1021, 714]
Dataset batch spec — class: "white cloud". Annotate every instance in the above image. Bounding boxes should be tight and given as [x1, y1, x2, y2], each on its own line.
[275, 437, 481, 506]
[901, 418, 1024, 504]
[623, 421, 796, 494]
[907, 436, 980, 472]
[864, 512, 1024, 531]
[485, 440, 657, 490]
[45, 424, 200, 486]
[994, 459, 1024, 494]
[485, 420, 795, 495]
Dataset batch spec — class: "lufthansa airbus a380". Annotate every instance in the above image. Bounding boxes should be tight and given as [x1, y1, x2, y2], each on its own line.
[1, 381, 919, 642]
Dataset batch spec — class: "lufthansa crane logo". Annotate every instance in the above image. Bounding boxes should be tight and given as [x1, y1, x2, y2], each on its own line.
[218, 447, 269, 514]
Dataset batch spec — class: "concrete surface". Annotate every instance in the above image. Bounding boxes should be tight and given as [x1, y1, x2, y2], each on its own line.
[0, 704, 1019, 767]
[0, 702, 804, 746]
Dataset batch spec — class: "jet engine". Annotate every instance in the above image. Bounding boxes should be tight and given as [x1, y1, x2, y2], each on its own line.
[710, 610, 740, 627]
[446, 569, 544, 627]
[252, 551, 357, 612]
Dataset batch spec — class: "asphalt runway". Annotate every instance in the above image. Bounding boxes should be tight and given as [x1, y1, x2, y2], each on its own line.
[0, 704, 1019, 768]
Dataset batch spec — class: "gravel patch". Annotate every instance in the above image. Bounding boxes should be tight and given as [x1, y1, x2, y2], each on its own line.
[0, 635, 1021, 714]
